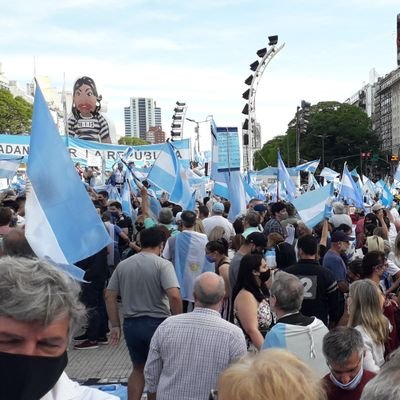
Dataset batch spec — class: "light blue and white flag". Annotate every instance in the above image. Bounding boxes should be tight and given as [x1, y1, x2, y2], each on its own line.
[295, 159, 320, 173]
[169, 162, 194, 210]
[0, 157, 23, 180]
[174, 231, 213, 302]
[213, 180, 229, 199]
[25, 83, 111, 266]
[226, 170, 247, 222]
[109, 186, 122, 202]
[320, 167, 340, 182]
[121, 181, 132, 217]
[307, 172, 320, 191]
[147, 142, 179, 194]
[292, 183, 334, 229]
[278, 151, 296, 202]
[377, 179, 394, 208]
[339, 164, 364, 208]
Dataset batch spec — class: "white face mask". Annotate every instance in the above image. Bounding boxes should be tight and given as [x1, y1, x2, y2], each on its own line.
[329, 358, 364, 391]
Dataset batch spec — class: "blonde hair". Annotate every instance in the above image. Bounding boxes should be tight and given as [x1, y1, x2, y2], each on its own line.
[193, 218, 205, 234]
[217, 349, 326, 400]
[348, 280, 389, 345]
[208, 226, 225, 241]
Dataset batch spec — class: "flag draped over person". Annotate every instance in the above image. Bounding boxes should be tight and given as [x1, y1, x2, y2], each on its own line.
[292, 183, 334, 229]
[25, 83, 111, 266]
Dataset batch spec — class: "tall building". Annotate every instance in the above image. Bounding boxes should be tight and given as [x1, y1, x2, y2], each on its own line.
[373, 67, 400, 153]
[124, 97, 162, 139]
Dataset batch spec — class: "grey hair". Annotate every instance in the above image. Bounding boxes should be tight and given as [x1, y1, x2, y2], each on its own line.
[0, 256, 86, 340]
[361, 369, 400, 400]
[322, 327, 364, 365]
[193, 273, 225, 307]
[158, 207, 173, 224]
[271, 271, 304, 312]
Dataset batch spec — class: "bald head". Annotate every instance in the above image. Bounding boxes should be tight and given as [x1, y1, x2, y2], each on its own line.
[193, 272, 225, 308]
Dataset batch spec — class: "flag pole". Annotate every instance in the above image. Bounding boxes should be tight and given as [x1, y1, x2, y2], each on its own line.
[277, 149, 280, 201]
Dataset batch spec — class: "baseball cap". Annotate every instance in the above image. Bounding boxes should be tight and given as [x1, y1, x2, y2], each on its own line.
[246, 232, 267, 247]
[372, 203, 384, 212]
[331, 230, 354, 243]
[212, 202, 225, 214]
[253, 204, 268, 213]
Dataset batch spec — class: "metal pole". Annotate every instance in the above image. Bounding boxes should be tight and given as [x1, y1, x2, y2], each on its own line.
[296, 106, 300, 165]
[196, 123, 200, 153]
[321, 134, 325, 168]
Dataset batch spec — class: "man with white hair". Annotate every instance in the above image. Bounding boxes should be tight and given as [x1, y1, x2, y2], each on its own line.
[144, 272, 247, 400]
[262, 271, 329, 377]
[329, 201, 353, 229]
[0, 256, 117, 400]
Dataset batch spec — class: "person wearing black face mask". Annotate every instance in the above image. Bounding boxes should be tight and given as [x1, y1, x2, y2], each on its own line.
[231, 253, 274, 351]
[0, 257, 118, 400]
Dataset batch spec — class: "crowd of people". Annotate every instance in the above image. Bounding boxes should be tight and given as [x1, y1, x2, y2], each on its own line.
[2, 177, 400, 400]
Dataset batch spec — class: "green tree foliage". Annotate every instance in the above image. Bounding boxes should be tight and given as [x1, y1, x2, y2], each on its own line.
[118, 136, 149, 145]
[254, 101, 381, 171]
[0, 89, 33, 134]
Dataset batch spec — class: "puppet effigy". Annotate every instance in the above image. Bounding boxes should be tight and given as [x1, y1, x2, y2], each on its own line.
[67, 76, 111, 143]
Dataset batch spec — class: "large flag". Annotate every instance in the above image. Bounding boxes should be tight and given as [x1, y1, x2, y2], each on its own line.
[121, 181, 132, 217]
[339, 164, 364, 208]
[292, 183, 333, 229]
[0, 157, 23, 180]
[295, 159, 320, 173]
[25, 83, 111, 265]
[277, 151, 296, 202]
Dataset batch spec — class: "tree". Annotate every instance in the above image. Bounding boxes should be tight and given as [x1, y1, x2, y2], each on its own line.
[0, 89, 33, 134]
[254, 101, 381, 171]
[118, 136, 149, 146]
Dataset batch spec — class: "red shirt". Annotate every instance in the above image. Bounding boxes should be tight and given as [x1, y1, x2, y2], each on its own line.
[323, 370, 376, 400]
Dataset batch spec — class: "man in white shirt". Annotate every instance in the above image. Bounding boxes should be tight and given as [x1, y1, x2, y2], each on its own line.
[203, 202, 235, 242]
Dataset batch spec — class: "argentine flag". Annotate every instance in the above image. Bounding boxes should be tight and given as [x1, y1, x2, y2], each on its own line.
[339, 164, 363, 208]
[295, 159, 320, 173]
[174, 231, 213, 302]
[377, 180, 394, 208]
[0, 157, 23, 180]
[278, 151, 296, 202]
[320, 167, 340, 182]
[25, 83, 111, 266]
[292, 183, 333, 229]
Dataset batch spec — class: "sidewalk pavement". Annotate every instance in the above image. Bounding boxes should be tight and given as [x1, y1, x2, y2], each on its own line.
[66, 337, 131, 384]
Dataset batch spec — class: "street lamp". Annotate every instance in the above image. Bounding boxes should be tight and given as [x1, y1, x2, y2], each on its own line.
[310, 133, 331, 168]
[170, 101, 187, 140]
[186, 116, 213, 153]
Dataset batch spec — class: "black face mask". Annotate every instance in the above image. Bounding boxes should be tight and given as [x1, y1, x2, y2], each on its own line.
[259, 270, 271, 282]
[135, 223, 145, 231]
[0, 351, 67, 400]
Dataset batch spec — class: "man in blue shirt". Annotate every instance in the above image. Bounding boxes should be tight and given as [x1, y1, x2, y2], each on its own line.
[322, 230, 354, 319]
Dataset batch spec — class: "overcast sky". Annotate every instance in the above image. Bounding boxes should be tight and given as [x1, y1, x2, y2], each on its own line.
[1, 0, 399, 150]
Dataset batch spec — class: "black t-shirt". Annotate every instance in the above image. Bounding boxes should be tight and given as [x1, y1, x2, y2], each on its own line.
[285, 259, 342, 325]
[116, 213, 133, 251]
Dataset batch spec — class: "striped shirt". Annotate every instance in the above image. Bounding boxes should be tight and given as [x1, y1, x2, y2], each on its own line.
[67, 113, 110, 142]
[144, 307, 247, 400]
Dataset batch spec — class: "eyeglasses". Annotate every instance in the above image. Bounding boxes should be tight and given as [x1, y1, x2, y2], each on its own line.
[209, 389, 218, 400]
